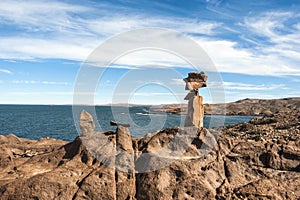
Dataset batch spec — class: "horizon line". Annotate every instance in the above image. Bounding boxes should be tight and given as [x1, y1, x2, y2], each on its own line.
[0, 97, 299, 106]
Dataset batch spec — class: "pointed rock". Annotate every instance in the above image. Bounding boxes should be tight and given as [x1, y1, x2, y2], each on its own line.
[115, 126, 135, 200]
[80, 110, 95, 136]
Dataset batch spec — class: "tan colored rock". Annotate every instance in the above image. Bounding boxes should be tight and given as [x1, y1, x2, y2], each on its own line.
[115, 125, 135, 200]
[0, 110, 299, 199]
[80, 110, 95, 136]
[116, 126, 133, 152]
[185, 95, 204, 128]
[184, 81, 205, 91]
[183, 72, 207, 128]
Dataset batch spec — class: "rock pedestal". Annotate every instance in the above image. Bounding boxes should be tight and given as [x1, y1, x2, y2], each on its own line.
[183, 72, 207, 128]
[185, 95, 204, 128]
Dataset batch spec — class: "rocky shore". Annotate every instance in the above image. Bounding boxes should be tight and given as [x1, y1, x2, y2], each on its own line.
[150, 97, 300, 116]
[0, 110, 299, 199]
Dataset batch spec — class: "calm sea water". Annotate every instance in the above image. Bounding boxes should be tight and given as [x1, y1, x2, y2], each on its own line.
[0, 105, 255, 141]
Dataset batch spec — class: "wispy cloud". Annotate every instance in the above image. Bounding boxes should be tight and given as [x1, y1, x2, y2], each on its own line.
[0, 68, 13, 74]
[171, 78, 185, 86]
[0, 0, 91, 33]
[10, 92, 70, 95]
[134, 92, 180, 97]
[84, 16, 221, 36]
[230, 11, 300, 76]
[194, 36, 300, 76]
[10, 91, 95, 95]
[244, 12, 300, 46]
[222, 82, 288, 91]
[0, 1, 221, 63]
[0, 1, 299, 78]
[0, 37, 93, 61]
[12, 80, 71, 85]
[290, 78, 300, 83]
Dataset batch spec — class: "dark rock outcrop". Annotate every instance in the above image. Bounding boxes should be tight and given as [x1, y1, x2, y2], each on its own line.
[0, 109, 299, 199]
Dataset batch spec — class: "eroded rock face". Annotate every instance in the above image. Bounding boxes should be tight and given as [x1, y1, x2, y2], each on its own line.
[0, 110, 299, 199]
[135, 122, 300, 199]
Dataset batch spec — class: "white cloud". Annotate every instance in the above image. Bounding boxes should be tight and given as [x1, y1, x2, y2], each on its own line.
[0, 1, 221, 63]
[0, 0, 221, 37]
[222, 82, 288, 91]
[291, 78, 300, 82]
[1, 0, 218, 36]
[0, 1, 299, 78]
[0, 37, 93, 61]
[244, 12, 300, 45]
[171, 78, 185, 86]
[10, 92, 95, 95]
[12, 80, 71, 85]
[111, 50, 191, 69]
[133, 92, 182, 97]
[229, 11, 300, 76]
[0, 0, 91, 33]
[41, 81, 71, 85]
[192, 36, 300, 76]
[0, 68, 12, 74]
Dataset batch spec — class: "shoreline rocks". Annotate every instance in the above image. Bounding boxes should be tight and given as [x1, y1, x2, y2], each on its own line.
[0, 109, 299, 199]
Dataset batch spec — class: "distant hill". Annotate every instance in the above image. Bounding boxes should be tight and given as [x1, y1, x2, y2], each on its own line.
[149, 97, 300, 116]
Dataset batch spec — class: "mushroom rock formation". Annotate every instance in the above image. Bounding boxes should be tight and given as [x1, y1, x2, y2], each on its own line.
[184, 72, 207, 128]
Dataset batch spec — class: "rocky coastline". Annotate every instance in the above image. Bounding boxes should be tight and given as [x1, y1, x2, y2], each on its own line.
[0, 107, 299, 199]
[149, 97, 300, 116]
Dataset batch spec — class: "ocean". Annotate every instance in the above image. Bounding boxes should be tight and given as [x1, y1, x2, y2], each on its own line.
[0, 105, 255, 141]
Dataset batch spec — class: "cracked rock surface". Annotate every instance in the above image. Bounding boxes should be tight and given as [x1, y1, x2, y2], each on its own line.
[0, 110, 299, 199]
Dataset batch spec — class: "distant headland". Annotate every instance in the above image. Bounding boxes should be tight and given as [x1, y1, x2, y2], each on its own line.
[149, 97, 300, 116]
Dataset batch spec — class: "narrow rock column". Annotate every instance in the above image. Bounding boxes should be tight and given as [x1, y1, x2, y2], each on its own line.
[80, 110, 95, 136]
[183, 72, 207, 128]
[191, 95, 204, 128]
[113, 123, 136, 200]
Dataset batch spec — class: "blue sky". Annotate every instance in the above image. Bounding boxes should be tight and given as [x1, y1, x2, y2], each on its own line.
[0, 0, 299, 105]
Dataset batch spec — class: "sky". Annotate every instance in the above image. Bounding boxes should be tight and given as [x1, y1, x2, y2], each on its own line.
[0, 0, 299, 105]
